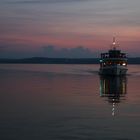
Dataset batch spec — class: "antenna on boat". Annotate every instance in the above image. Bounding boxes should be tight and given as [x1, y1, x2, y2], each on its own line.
[111, 36, 119, 50]
[113, 37, 116, 45]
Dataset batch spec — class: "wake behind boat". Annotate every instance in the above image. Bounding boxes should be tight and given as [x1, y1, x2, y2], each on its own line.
[99, 37, 128, 76]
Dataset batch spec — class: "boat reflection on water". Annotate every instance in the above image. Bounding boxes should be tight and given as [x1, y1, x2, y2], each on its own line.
[100, 75, 127, 116]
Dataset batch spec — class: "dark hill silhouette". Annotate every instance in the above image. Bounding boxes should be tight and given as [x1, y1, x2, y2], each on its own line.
[0, 57, 139, 64]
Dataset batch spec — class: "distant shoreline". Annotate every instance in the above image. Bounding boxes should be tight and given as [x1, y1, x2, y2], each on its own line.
[0, 57, 140, 64]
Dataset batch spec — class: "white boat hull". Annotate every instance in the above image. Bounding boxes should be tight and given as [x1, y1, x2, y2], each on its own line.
[99, 65, 127, 76]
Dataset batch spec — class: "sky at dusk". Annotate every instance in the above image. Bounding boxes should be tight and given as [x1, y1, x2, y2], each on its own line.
[0, 0, 140, 58]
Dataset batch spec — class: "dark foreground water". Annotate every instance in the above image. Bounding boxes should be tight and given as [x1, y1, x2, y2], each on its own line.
[0, 64, 140, 140]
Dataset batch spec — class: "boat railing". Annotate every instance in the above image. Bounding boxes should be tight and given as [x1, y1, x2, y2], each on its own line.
[101, 53, 127, 59]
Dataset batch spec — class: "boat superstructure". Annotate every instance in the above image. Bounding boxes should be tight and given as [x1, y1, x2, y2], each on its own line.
[99, 37, 127, 75]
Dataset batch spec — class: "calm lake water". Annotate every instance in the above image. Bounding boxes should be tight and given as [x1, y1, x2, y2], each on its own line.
[0, 64, 140, 140]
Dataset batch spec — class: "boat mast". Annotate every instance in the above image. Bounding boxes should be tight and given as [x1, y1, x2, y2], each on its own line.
[111, 37, 119, 50]
[113, 37, 116, 45]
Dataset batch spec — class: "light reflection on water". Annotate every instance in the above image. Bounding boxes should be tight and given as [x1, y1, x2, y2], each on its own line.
[100, 76, 127, 116]
[0, 64, 140, 140]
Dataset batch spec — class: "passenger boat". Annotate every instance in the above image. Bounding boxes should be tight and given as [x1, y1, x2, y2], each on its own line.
[99, 37, 127, 75]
